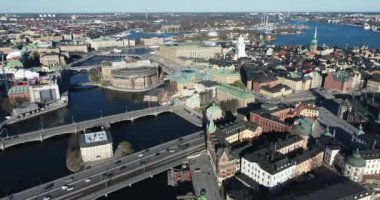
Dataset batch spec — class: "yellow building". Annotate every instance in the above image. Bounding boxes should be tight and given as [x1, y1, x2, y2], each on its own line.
[157, 43, 222, 64]
[216, 84, 255, 108]
[366, 78, 380, 93]
[260, 84, 292, 98]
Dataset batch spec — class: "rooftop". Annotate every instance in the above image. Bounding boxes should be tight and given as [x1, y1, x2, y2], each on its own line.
[79, 130, 113, 148]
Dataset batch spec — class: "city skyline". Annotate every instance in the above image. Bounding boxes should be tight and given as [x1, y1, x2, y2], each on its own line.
[1, 0, 380, 13]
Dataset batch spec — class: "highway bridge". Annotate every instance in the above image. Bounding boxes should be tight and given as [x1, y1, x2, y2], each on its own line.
[1, 131, 205, 200]
[0, 105, 202, 150]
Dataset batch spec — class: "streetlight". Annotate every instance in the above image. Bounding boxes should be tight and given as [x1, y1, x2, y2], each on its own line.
[100, 110, 103, 119]
[72, 115, 75, 124]
[125, 105, 128, 113]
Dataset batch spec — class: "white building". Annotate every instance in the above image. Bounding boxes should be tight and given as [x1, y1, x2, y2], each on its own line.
[185, 93, 200, 109]
[235, 35, 247, 59]
[206, 103, 223, 121]
[343, 149, 380, 183]
[79, 131, 113, 162]
[31, 83, 60, 103]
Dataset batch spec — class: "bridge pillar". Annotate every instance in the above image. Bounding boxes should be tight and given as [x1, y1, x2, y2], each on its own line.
[40, 134, 43, 142]
[150, 175, 153, 178]
[129, 184, 132, 187]
[0, 143, 4, 151]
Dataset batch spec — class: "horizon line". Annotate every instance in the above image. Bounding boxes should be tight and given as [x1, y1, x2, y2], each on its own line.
[1, 11, 380, 14]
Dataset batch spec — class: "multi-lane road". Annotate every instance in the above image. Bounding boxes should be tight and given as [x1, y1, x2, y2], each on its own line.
[2, 131, 205, 200]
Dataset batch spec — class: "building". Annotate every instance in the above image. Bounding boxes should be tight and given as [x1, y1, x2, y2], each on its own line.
[242, 69, 279, 93]
[31, 83, 60, 103]
[185, 93, 200, 109]
[170, 69, 211, 92]
[216, 84, 255, 108]
[205, 67, 241, 84]
[305, 71, 323, 89]
[79, 131, 113, 162]
[89, 38, 127, 50]
[310, 26, 318, 54]
[241, 139, 322, 190]
[343, 149, 380, 183]
[157, 43, 222, 64]
[324, 71, 361, 93]
[206, 103, 223, 121]
[277, 75, 311, 92]
[250, 105, 293, 133]
[8, 85, 32, 105]
[297, 103, 319, 117]
[235, 35, 247, 59]
[140, 37, 165, 46]
[39, 53, 66, 67]
[109, 67, 159, 91]
[366, 76, 380, 93]
[260, 84, 292, 98]
[207, 117, 262, 183]
[59, 45, 88, 53]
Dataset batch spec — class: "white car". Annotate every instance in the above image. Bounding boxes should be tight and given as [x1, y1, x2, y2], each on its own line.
[42, 196, 51, 200]
[85, 178, 91, 183]
[66, 186, 75, 191]
[61, 185, 68, 190]
[138, 153, 144, 158]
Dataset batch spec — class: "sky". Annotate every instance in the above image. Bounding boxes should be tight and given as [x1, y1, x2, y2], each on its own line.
[1, 0, 380, 13]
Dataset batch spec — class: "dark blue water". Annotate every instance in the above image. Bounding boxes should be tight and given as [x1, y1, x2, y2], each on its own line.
[0, 72, 200, 198]
[127, 31, 175, 40]
[273, 21, 380, 49]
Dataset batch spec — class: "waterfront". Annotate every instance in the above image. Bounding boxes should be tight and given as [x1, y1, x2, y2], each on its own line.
[0, 72, 200, 198]
[1, 20, 380, 200]
[273, 21, 380, 49]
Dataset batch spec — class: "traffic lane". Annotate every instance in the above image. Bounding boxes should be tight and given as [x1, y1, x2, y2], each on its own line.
[57, 143, 204, 200]
[20, 138, 204, 200]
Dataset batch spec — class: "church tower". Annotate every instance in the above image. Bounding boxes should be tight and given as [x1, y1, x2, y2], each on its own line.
[310, 26, 318, 54]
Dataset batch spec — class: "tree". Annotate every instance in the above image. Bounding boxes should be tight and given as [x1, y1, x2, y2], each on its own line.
[231, 80, 247, 90]
[118, 141, 134, 156]
[220, 99, 239, 114]
[88, 68, 101, 83]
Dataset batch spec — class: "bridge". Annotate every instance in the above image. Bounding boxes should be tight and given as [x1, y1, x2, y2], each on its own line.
[0, 105, 202, 150]
[1, 131, 206, 200]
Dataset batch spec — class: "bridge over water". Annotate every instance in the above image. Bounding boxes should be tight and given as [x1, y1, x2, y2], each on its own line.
[1, 131, 205, 200]
[0, 105, 202, 150]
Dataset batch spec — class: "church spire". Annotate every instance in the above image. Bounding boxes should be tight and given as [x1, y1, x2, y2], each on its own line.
[314, 26, 318, 39]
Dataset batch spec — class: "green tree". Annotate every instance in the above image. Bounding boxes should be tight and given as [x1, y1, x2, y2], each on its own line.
[231, 80, 247, 90]
[118, 141, 134, 156]
[88, 68, 101, 83]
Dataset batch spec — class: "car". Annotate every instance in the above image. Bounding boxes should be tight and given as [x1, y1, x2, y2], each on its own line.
[61, 185, 68, 190]
[138, 153, 144, 158]
[44, 183, 54, 190]
[169, 148, 175, 153]
[115, 160, 121, 164]
[120, 166, 127, 171]
[86, 165, 92, 169]
[42, 196, 51, 200]
[195, 168, 201, 173]
[155, 152, 160, 156]
[66, 186, 75, 191]
[85, 178, 91, 183]
[145, 149, 150, 153]
[140, 161, 146, 165]
[65, 177, 73, 183]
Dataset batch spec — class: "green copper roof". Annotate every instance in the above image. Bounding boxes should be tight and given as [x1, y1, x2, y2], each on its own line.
[323, 126, 333, 137]
[8, 85, 30, 95]
[6, 60, 23, 68]
[217, 84, 255, 100]
[292, 118, 313, 136]
[207, 120, 217, 133]
[356, 124, 365, 136]
[346, 149, 366, 168]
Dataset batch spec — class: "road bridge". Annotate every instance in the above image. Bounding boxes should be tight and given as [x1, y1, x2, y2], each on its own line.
[1, 131, 205, 200]
[0, 105, 202, 150]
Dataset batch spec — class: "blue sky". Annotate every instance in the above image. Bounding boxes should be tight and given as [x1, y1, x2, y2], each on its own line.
[1, 0, 379, 13]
